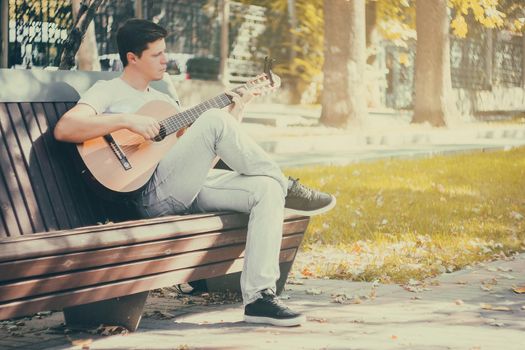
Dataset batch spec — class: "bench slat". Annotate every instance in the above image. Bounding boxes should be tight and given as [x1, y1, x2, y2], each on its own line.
[7, 103, 48, 233]
[19, 102, 61, 231]
[0, 158, 20, 238]
[42, 102, 84, 229]
[21, 103, 65, 231]
[0, 234, 302, 303]
[0, 103, 34, 236]
[29, 102, 73, 230]
[0, 249, 296, 321]
[0, 212, 254, 261]
[53, 101, 102, 228]
[0, 220, 307, 282]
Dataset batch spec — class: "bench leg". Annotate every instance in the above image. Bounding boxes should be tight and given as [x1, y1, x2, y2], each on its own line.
[63, 291, 149, 332]
[202, 261, 294, 296]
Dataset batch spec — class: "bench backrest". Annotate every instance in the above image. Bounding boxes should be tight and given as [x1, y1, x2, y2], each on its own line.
[0, 69, 177, 238]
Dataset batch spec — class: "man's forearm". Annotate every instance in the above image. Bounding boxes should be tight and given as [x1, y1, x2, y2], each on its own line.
[54, 114, 128, 143]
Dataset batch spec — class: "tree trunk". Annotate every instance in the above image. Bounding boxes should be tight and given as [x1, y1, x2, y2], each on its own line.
[59, 0, 105, 70]
[72, 0, 101, 71]
[219, 0, 229, 86]
[412, 0, 458, 126]
[320, 0, 367, 128]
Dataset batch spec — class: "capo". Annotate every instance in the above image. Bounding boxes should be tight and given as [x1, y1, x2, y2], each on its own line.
[264, 56, 276, 87]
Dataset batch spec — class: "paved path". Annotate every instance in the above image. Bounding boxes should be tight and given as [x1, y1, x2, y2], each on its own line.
[1, 254, 523, 350]
[242, 106, 525, 167]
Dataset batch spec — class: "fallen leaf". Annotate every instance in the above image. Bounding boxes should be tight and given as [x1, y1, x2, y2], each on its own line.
[455, 299, 464, 305]
[96, 325, 128, 336]
[333, 295, 347, 304]
[492, 306, 512, 311]
[512, 285, 525, 294]
[286, 279, 304, 285]
[153, 311, 175, 319]
[306, 288, 322, 295]
[391, 335, 398, 340]
[351, 243, 362, 254]
[482, 278, 498, 286]
[481, 285, 493, 292]
[481, 303, 493, 310]
[497, 266, 512, 272]
[351, 296, 363, 304]
[301, 267, 314, 277]
[408, 279, 421, 286]
[499, 273, 515, 280]
[510, 211, 524, 220]
[480, 303, 511, 311]
[71, 339, 93, 347]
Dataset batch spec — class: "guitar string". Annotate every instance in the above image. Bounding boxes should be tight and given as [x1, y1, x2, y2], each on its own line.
[114, 80, 271, 153]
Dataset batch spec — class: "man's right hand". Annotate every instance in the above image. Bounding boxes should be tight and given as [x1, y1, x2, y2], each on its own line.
[123, 114, 161, 140]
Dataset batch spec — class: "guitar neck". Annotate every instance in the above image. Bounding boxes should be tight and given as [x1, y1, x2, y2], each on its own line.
[160, 91, 239, 136]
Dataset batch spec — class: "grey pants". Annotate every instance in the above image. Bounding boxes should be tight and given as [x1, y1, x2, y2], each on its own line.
[135, 108, 288, 304]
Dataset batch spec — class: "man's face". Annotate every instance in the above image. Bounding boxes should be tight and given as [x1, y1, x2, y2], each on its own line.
[130, 38, 168, 81]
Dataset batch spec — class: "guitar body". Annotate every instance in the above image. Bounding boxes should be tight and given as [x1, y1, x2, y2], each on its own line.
[77, 100, 183, 194]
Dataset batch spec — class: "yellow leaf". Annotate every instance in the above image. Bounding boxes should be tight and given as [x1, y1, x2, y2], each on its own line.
[513, 285, 525, 294]
[451, 15, 468, 38]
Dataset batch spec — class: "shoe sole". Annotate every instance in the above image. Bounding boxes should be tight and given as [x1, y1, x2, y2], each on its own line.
[244, 314, 306, 327]
[286, 195, 337, 216]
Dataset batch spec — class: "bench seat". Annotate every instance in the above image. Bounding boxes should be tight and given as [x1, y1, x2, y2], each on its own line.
[0, 69, 309, 330]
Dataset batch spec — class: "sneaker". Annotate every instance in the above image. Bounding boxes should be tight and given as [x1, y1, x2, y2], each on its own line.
[285, 177, 336, 216]
[244, 289, 305, 327]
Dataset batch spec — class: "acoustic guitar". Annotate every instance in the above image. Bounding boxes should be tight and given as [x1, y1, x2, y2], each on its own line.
[75, 58, 280, 197]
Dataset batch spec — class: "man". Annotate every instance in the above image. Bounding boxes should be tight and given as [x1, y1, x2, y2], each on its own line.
[54, 19, 335, 327]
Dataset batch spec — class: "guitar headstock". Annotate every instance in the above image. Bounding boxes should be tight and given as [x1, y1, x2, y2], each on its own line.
[244, 56, 281, 96]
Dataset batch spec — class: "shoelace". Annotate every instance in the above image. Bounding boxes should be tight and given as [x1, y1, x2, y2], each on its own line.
[262, 293, 289, 310]
[289, 177, 313, 199]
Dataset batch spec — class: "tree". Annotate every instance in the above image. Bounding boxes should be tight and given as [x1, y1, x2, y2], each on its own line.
[72, 0, 101, 71]
[412, 0, 516, 126]
[59, 0, 106, 70]
[319, 0, 367, 127]
[412, 0, 457, 126]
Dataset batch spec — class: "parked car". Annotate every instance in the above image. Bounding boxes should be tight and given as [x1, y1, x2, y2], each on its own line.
[185, 56, 220, 80]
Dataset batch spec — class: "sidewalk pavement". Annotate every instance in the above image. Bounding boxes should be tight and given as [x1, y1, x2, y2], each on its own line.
[1, 253, 523, 350]
[242, 104, 525, 167]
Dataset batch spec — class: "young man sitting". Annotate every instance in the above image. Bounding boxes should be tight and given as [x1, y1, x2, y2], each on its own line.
[54, 19, 335, 327]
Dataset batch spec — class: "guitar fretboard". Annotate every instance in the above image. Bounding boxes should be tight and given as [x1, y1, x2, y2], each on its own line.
[160, 92, 237, 136]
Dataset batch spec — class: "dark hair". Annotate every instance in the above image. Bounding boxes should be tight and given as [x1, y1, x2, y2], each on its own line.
[116, 19, 168, 67]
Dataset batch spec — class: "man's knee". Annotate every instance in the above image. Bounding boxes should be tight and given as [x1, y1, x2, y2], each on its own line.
[251, 176, 285, 206]
[197, 108, 234, 130]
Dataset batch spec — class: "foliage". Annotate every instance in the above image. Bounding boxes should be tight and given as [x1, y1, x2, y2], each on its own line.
[285, 147, 525, 283]
[238, 0, 324, 103]
[9, 0, 71, 28]
[375, 0, 416, 45]
[449, 0, 506, 37]
[372, 0, 523, 40]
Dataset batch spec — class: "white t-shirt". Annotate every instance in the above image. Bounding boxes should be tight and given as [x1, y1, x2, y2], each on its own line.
[78, 77, 180, 115]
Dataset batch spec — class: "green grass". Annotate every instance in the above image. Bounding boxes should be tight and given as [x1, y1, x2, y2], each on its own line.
[285, 147, 525, 284]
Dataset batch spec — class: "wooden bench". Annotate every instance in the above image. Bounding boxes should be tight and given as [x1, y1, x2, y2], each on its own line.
[0, 69, 309, 331]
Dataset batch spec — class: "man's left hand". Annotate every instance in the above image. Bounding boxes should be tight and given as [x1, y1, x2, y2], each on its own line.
[226, 88, 254, 122]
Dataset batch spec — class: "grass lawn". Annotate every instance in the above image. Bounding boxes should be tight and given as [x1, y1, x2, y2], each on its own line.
[285, 147, 525, 284]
